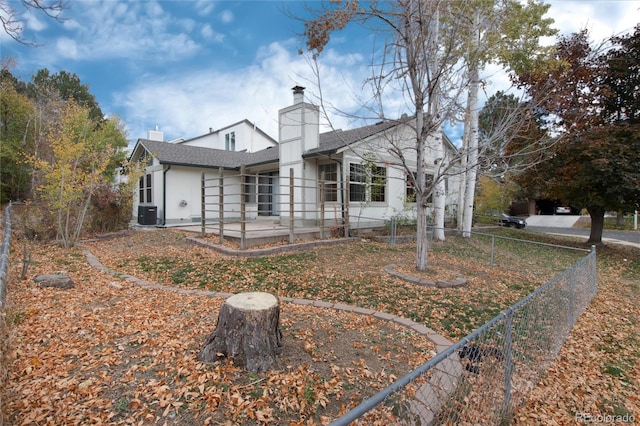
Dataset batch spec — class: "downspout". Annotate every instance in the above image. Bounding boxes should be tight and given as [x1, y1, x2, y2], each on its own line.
[162, 165, 171, 226]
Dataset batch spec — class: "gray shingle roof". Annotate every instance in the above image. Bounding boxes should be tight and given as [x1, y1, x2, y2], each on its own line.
[133, 117, 450, 169]
[135, 139, 279, 169]
[308, 120, 401, 156]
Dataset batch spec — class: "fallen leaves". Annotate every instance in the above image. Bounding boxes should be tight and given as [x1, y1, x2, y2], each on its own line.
[2, 228, 638, 424]
[2, 231, 435, 424]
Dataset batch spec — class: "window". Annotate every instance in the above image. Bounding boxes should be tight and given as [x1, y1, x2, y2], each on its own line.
[406, 173, 416, 203]
[225, 131, 235, 151]
[244, 175, 256, 203]
[139, 173, 152, 203]
[426, 173, 434, 203]
[318, 163, 338, 202]
[370, 166, 386, 202]
[349, 163, 386, 203]
[405, 173, 434, 203]
[349, 163, 366, 202]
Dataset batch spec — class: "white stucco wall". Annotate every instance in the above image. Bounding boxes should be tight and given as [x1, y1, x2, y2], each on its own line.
[180, 121, 276, 153]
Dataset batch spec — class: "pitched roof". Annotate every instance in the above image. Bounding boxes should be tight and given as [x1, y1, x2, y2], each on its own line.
[310, 117, 457, 157]
[175, 119, 277, 147]
[134, 139, 279, 169]
[307, 120, 402, 157]
[133, 117, 455, 169]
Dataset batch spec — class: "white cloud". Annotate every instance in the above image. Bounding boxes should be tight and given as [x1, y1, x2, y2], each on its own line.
[62, 18, 82, 31]
[219, 10, 234, 24]
[178, 18, 197, 34]
[200, 24, 213, 39]
[56, 37, 79, 59]
[25, 11, 47, 32]
[200, 24, 225, 42]
[113, 40, 371, 143]
[35, 0, 638, 149]
[547, 1, 639, 42]
[145, 1, 164, 18]
[195, 0, 215, 17]
[49, 1, 202, 64]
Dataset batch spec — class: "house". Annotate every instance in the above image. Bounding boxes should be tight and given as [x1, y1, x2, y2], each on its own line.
[129, 86, 461, 228]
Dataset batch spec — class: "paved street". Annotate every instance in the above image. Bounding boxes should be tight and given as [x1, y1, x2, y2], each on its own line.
[527, 225, 640, 248]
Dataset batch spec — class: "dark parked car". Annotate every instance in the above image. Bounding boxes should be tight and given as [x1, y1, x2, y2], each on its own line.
[500, 213, 526, 229]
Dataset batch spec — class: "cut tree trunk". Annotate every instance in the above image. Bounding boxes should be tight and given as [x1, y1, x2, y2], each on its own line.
[199, 292, 283, 373]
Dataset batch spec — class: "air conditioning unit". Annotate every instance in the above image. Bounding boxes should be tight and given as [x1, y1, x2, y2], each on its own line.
[138, 206, 157, 225]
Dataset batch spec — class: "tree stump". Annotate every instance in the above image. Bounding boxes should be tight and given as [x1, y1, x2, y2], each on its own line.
[199, 292, 283, 373]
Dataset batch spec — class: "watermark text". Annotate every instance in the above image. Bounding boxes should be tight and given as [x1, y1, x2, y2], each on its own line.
[575, 412, 635, 424]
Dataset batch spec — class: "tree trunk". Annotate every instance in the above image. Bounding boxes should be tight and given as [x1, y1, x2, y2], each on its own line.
[416, 196, 429, 271]
[457, 105, 470, 231]
[432, 128, 446, 241]
[199, 292, 283, 373]
[414, 90, 428, 271]
[587, 205, 605, 245]
[462, 10, 481, 238]
[461, 71, 479, 237]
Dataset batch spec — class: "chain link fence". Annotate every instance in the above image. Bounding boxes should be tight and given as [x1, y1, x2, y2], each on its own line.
[0, 203, 12, 426]
[330, 234, 596, 425]
[0, 203, 12, 308]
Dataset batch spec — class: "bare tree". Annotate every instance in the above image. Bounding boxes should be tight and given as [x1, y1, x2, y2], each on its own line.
[1, 0, 67, 45]
[299, 0, 556, 270]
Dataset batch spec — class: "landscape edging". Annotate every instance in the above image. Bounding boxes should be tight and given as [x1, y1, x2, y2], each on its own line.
[80, 246, 454, 352]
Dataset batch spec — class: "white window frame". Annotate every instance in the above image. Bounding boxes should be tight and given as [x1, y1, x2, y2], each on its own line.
[349, 163, 387, 203]
[318, 163, 338, 202]
[225, 131, 236, 151]
[139, 173, 152, 204]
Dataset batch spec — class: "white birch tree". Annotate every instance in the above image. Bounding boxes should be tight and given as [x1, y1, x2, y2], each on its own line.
[457, 0, 556, 236]
[300, 0, 555, 269]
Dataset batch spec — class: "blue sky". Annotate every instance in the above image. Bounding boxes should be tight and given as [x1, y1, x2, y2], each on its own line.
[2, 0, 639, 146]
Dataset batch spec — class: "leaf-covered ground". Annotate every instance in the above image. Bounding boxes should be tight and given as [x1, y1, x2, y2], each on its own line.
[84, 230, 574, 340]
[1, 228, 638, 424]
[514, 243, 640, 424]
[1, 236, 436, 425]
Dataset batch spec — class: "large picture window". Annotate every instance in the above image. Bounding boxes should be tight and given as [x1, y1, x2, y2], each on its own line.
[318, 163, 338, 202]
[349, 163, 386, 203]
